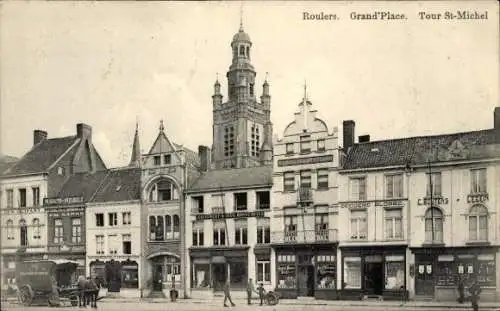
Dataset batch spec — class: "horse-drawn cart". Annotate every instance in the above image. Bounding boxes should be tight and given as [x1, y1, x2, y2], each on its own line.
[16, 259, 80, 307]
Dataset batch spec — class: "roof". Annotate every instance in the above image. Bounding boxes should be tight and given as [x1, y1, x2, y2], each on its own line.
[342, 129, 500, 170]
[57, 170, 109, 202]
[188, 165, 272, 193]
[4, 136, 78, 176]
[90, 167, 141, 203]
[232, 28, 251, 43]
[173, 143, 200, 167]
[0, 154, 18, 175]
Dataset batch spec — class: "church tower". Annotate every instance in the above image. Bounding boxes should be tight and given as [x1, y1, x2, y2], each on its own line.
[211, 20, 273, 169]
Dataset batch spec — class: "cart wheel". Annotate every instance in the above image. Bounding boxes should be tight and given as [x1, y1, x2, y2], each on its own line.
[266, 294, 278, 306]
[19, 287, 33, 306]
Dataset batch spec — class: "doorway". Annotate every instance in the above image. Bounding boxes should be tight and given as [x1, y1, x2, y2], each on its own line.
[212, 263, 227, 292]
[415, 260, 434, 297]
[363, 262, 384, 295]
[298, 265, 314, 297]
[153, 265, 163, 291]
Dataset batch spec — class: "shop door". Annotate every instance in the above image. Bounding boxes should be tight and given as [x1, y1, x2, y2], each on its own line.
[415, 261, 434, 296]
[153, 265, 163, 291]
[364, 262, 384, 295]
[298, 265, 314, 297]
[212, 263, 227, 292]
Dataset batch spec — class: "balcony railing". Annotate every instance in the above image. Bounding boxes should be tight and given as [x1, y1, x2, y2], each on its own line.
[297, 187, 313, 204]
[212, 206, 224, 213]
[271, 229, 338, 244]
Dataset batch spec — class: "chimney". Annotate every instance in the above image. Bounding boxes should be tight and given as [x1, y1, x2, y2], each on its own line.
[343, 120, 355, 151]
[33, 130, 48, 146]
[76, 123, 92, 142]
[358, 135, 370, 143]
[495, 107, 500, 130]
[198, 145, 211, 172]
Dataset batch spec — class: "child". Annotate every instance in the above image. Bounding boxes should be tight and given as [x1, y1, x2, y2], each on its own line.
[257, 283, 266, 306]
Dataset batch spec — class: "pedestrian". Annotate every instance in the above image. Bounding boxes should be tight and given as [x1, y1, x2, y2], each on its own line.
[457, 276, 465, 304]
[257, 283, 266, 306]
[223, 280, 236, 307]
[77, 275, 87, 307]
[468, 279, 481, 311]
[247, 278, 255, 305]
[87, 277, 99, 308]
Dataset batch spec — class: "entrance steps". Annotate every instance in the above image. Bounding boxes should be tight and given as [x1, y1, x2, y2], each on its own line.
[362, 295, 384, 301]
[147, 291, 166, 299]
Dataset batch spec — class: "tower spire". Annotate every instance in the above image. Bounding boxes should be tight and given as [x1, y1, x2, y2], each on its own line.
[303, 80, 308, 101]
[129, 119, 141, 167]
[239, 4, 244, 31]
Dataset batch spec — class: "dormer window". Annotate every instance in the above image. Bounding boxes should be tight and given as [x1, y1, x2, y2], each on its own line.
[57, 167, 64, 175]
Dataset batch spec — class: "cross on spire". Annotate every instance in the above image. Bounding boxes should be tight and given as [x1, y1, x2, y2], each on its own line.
[159, 119, 164, 132]
[303, 80, 308, 101]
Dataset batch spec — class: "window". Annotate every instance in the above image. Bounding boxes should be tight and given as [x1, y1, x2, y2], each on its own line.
[343, 257, 362, 289]
[425, 207, 443, 243]
[165, 259, 181, 283]
[154, 156, 161, 165]
[192, 221, 204, 246]
[234, 192, 247, 211]
[469, 204, 488, 241]
[239, 45, 245, 56]
[164, 154, 172, 165]
[257, 217, 270, 244]
[256, 191, 270, 209]
[157, 216, 165, 241]
[149, 216, 156, 240]
[316, 255, 336, 289]
[32, 218, 41, 239]
[235, 219, 248, 245]
[257, 261, 271, 283]
[471, 169, 487, 194]
[71, 218, 82, 244]
[249, 83, 254, 97]
[300, 135, 311, 153]
[173, 215, 180, 239]
[300, 170, 312, 189]
[283, 172, 295, 191]
[426, 172, 442, 197]
[32, 187, 40, 206]
[193, 196, 204, 213]
[284, 216, 297, 241]
[224, 125, 235, 158]
[155, 180, 174, 201]
[164, 215, 171, 240]
[122, 234, 132, 255]
[317, 139, 325, 151]
[95, 213, 104, 227]
[122, 212, 131, 225]
[108, 235, 119, 255]
[317, 169, 329, 189]
[193, 264, 210, 288]
[20, 220, 28, 246]
[286, 143, 294, 154]
[53, 218, 64, 244]
[96, 235, 104, 254]
[386, 174, 403, 198]
[6, 189, 13, 208]
[213, 221, 226, 246]
[349, 177, 366, 201]
[250, 125, 260, 157]
[277, 255, 296, 289]
[350, 210, 367, 240]
[6, 220, 14, 240]
[385, 255, 405, 290]
[108, 213, 118, 226]
[19, 188, 26, 207]
[385, 209, 403, 240]
[315, 214, 329, 241]
[57, 167, 65, 175]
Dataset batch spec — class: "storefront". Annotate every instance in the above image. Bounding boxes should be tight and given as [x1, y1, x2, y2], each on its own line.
[89, 259, 139, 291]
[411, 246, 497, 301]
[190, 247, 249, 293]
[148, 254, 181, 291]
[340, 246, 407, 300]
[274, 245, 338, 300]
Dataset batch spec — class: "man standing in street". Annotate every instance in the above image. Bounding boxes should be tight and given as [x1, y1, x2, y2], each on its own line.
[77, 275, 87, 308]
[247, 278, 255, 305]
[469, 279, 481, 311]
[223, 280, 236, 307]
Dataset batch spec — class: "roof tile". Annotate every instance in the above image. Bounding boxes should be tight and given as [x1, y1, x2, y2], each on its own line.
[188, 165, 272, 192]
[91, 167, 141, 202]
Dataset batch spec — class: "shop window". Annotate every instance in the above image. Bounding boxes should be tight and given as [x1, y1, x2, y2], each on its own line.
[96, 235, 104, 254]
[284, 216, 297, 241]
[277, 255, 296, 289]
[426, 172, 442, 197]
[235, 219, 248, 245]
[108, 213, 118, 227]
[192, 263, 210, 288]
[19, 188, 26, 207]
[317, 139, 325, 152]
[384, 255, 405, 289]
[95, 213, 104, 227]
[257, 217, 270, 244]
[32, 187, 40, 207]
[385, 209, 403, 240]
[425, 207, 443, 243]
[343, 257, 361, 289]
[257, 260, 271, 283]
[122, 212, 131, 225]
[122, 234, 132, 255]
[230, 261, 248, 289]
[234, 193, 247, 211]
[283, 172, 295, 191]
[32, 218, 41, 239]
[256, 191, 270, 209]
[300, 135, 311, 153]
[316, 255, 336, 289]
[286, 143, 294, 155]
[470, 168, 487, 194]
[350, 210, 367, 240]
[192, 222, 204, 246]
[468, 204, 488, 241]
[90, 261, 106, 287]
[436, 255, 455, 286]
[164, 257, 181, 284]
[349, 177, 366, 201]
[121, 261, 138, 288]
[71, 218, 82, 244]
[317, 169, 329, 189]
[300, 170, 312, 189]
[53, 218, 64, 244]
[6, 219, 14, 240]
[477, 254, 496, 286]
[385, 174, 403, 199]
[6, 189, 13, 208]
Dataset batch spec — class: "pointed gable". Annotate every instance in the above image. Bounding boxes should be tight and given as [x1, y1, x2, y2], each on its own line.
[148, 131, 177, 155]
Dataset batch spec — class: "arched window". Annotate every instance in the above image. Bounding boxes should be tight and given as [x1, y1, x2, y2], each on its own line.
[148, 179, 177, 202]
[32, 218, 41, 239]
[165, 215, 172, 239]
[469, 204, 488, 241]
[173, 215, 180, 239]
[149, 216, 156, 240]
[19, 219, 27, 246]
[156, 216, 164, 241]
[239, 45, 245, 56]
[6, 220, 14, 240]
[246, 46, 250, 58]
[425, 207, 443, 243]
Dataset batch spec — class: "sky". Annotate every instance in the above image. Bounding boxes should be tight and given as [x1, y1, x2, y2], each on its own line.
[1, 1, 498, 168]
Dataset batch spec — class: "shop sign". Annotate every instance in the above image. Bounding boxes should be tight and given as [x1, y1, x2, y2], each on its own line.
[49, 207, 83, 218]
[417, 197, 449, 206]
[196, 210, 265, 220]
[44, 196, 84, 206]
[426, 265, 432, 274]
[458, 264, 464, 274]
[277, 155, 333, 167]
[339, 201, 371, 209]
[467, 193, 489, 203]
[374, 200, 405, 207]
[2, 207, 43, 215]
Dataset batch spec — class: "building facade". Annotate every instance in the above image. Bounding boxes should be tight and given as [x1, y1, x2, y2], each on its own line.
[271, 93, 340, 300]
